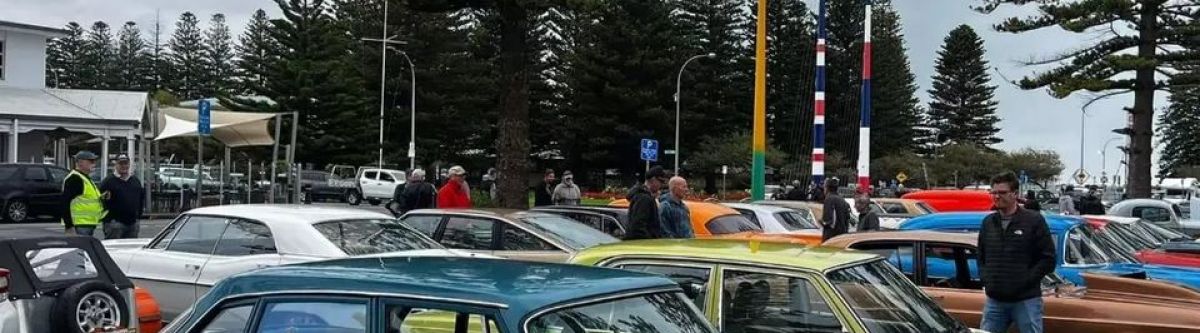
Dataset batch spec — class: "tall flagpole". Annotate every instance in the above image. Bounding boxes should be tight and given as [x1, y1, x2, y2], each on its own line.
[751, 0, 768, 200]
[857, 0, 873, 193]
[811, 0, 828, 188]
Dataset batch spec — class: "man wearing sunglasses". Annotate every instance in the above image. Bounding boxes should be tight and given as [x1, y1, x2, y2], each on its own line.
[977, 172, 1055, 333]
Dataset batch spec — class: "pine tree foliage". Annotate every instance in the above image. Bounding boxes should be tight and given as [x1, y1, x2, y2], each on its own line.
[116, 22, 151, 91]
[973, 0, 1199, 197]
[46, 23, 87, 89]
[927, 24, 1001, 148]
[745, 0, 815, 183]
[203, 14, 236, 97]
[82, 21, 118, 89]
[167, 12, 208, 100]
[868, 5, 922, 156]
[236, 9, 279, 94]
[675, 0, 750, 152]
[1158, 86, 1200, 177]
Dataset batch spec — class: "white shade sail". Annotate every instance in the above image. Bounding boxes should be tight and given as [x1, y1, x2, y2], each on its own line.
[153, 107, 279, 147]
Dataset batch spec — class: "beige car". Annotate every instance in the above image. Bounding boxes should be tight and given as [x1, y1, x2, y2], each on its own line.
[398, 209, 620, 262]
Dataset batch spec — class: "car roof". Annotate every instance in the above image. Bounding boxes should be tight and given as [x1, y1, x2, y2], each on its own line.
[824, 230, 978, 248]
[872, 198, 919, 204]
[185, 204, 393, 224]
[198, 256, 678, 316]
[573, 239, 880, 272]
[722, 203, 795, 213]
[1082, 215, 1140, 225]
[900, 212, 1083, 233]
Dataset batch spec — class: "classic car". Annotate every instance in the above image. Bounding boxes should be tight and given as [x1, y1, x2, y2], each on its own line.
[398, 209, 620, 262]
[608, 200, 822, 245]
[900, 190, 993, 212]
[872, 198, 935, 229]
[569, 239, 982, 333]
[104, 204, 475, 321]
[160, 256, 717, 333]
[1109, 198, 1200, 236]
[753, 199, 886, 228]
[823, 231, 1200, 333]
[1083, 215, 1200, 268]
[1, 231, 162, 333]
[722, 202, 820, 235]
[529, 205, 629, 238]
[899, 212, 1200, 289]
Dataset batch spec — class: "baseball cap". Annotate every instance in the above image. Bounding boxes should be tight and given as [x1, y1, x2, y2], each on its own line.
[645, 166, 668, 182]
[73, 151, 99, 160]
[116, 154, 130, 162]
[448, 166, 467, 176]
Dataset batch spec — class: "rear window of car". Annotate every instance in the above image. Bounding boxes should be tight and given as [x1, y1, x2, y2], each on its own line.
[314, 219, 444, 255]
[25, 247, 99, 282]
[705, 214, 762, 234]
[520, 215, 620, 250]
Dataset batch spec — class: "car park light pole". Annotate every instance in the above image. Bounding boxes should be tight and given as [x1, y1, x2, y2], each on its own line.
[674, 52, 715, 172]
[397, 50, 417, 170]
[362, 0, 408, 170]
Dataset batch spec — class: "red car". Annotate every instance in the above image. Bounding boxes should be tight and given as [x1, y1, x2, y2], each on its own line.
[1083, 215, 1200, 268]
[900, 189, 993, 212]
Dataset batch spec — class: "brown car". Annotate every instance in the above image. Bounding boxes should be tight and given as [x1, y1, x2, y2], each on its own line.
[872, 198, 936, 215]
[824, 231, 1200, 333]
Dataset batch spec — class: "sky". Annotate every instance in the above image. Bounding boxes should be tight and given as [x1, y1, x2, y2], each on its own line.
[0, 0, 1165, 183]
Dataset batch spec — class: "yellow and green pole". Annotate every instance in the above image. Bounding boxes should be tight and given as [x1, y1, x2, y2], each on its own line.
[751, 0, 768, 200]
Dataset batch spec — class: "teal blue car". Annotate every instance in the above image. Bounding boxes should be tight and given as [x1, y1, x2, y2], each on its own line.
[159, 256, 716, 333]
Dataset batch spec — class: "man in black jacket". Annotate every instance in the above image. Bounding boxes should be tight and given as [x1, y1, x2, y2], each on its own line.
[389, 169, 436, 217]
[624, 166, 668, 240]
[978, 172, 1055, 333]
[533, 169, 556, 207]
[100, 155, 144, 239]
[821, 179, 850, 241]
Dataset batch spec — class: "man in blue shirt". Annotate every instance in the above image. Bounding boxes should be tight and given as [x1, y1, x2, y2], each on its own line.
[659, 176, 694, 238]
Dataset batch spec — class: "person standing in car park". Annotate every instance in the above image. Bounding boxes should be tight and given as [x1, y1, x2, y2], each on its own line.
[1058, 185, 1078, 215]
[100, 155, 144, 239]
[978, 172, 1055, 333]
[821, 178, 850, 241]
[658, 176, 694, 238]
[855, 194, 880, 232]
[60, 151, 106, 236]
[533, 169, 556, 206]
[388, 169, 437, 216]
[624, 166, 669, 240]
[437, 166, 472, 208]
[552, 171, 582, 205]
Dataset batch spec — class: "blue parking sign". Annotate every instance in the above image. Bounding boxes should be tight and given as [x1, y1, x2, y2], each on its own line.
[640, 139, 658, 162]
[198, 99, 212, 136]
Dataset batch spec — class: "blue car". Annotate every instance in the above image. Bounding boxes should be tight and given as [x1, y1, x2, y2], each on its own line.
[160, 256, 716, 333]
[900, 212, 1200, 289]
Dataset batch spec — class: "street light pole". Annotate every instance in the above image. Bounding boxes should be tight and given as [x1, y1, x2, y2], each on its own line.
[361, 0, 408, 170]
[674, 52, 715, 172]
[398, 51, 416, 170]
[1101, 137, 1121, 182]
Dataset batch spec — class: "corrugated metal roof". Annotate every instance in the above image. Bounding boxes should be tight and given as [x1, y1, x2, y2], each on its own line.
[0, 86, 146, 122]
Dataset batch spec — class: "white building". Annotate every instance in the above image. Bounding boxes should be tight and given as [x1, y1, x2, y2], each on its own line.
[0, 19, 147, 176]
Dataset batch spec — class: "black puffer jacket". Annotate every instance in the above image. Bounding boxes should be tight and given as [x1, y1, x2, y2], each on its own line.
[623, 183, 662, 240]
[977, 208, 1056, 302]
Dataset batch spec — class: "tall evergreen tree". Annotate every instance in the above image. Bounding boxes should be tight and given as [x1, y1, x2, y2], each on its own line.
[868, 5, 921, 156]
[676, 0, 750, 162]
[823, 0, 864, 166]
[744, 0, 815, 183]
[236, 9, 279, 94]
[116, 22, 150, 91]
[203, 14, 236, 97]
[46, 22, 86, 89]
[926, 25, 1001, 148]
[1158, 86, 1200, 177]
[974, 0, 1199, 198]
[82, 21, 118, 89]
[167, 12, 208, 100]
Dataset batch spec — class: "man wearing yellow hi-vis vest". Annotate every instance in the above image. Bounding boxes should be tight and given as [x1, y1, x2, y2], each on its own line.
[61, 151, 106, 236]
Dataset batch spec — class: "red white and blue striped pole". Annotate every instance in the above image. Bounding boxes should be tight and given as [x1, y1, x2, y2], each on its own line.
[856, 0, 873, 193]
[811, 0, 828, 188]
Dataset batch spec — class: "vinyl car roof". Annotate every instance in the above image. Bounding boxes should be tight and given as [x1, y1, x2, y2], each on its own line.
[185, 204, 394, 224]
[572, 238, 879, 272]
[823, 230, 979, 248]
[193, 256, 678, 316]
[899, 212, 1084, 234]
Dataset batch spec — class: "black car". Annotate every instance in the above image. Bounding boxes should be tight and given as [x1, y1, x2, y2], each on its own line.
[530, 205, 628, 238]
[0, 231, 140, 333]
[0, 164, 70, 222]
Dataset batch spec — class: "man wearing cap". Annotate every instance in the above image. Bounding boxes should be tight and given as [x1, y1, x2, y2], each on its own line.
[624, 166, 668, 240]
[60, 151, 106, 236]
[100, 154, 144, 239]
[552, 171, 582, 206]
[437, 166, 472, 209]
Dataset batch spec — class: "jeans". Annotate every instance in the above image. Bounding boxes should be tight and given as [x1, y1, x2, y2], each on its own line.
[981, 297, 1043, 333]
[74, 226, 96, 236]
[104, 221, 140, 239]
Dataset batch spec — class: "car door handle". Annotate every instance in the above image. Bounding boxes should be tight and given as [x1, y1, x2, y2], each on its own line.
[185, 264, 201, 270]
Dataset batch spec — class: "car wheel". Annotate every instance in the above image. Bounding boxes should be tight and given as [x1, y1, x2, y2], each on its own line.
[51, 281, 131, 333]
[4, 199, 28, 223]
[347, 191, 362, 206]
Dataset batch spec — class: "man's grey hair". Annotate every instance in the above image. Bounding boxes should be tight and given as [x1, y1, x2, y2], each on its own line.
[411, 169, 426, 180]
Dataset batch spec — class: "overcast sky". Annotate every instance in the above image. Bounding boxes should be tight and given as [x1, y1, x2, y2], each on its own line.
[1, 0, 1163, 183]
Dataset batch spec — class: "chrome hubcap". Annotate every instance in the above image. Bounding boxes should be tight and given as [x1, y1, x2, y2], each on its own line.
[76, 291, 120, 332]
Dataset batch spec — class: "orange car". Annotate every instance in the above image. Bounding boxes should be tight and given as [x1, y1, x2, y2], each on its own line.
[136, 286, 163, 333]
[608, 199, 822, 245]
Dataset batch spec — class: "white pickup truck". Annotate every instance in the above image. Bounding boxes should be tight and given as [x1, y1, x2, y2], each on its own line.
[325, 165, 406, 206]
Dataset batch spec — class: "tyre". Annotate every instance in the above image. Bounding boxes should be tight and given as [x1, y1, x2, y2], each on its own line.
[346, 191, 362, 206]
[4, 198, 28, 223]
[51, 280, 131, 333]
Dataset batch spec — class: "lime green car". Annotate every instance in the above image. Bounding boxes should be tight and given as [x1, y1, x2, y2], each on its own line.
[570, 239, 983, 333]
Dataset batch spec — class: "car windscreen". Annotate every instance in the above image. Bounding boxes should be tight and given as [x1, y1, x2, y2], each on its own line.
[520, 215, 620, 250]
[773, 211, 818, 230]
[705, 214, 762, 234]
[827, 260, 969, 333]
[313, 219, 444, 256]
[526, 292, 714, 333]
[1139, 220, 1191, 241]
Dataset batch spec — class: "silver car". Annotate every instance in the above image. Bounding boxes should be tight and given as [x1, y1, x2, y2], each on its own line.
[398, 209, 621, 262]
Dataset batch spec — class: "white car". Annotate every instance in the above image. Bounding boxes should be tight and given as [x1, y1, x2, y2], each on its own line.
[723, 203, 820, 235]
[103, 204, 472, 321]
[356, 168, 407, 205]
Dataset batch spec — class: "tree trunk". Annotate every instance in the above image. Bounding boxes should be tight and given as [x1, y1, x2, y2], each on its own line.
[1128, 4, 1158, 199]
[495, 0, 532, 209]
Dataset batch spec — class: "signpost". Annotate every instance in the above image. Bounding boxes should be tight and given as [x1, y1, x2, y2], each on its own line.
[641, 139, 658, 173]
[1073, 168, 1090, 185]
[196, 100, 212, 207]
[895, 172, 908, 183]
